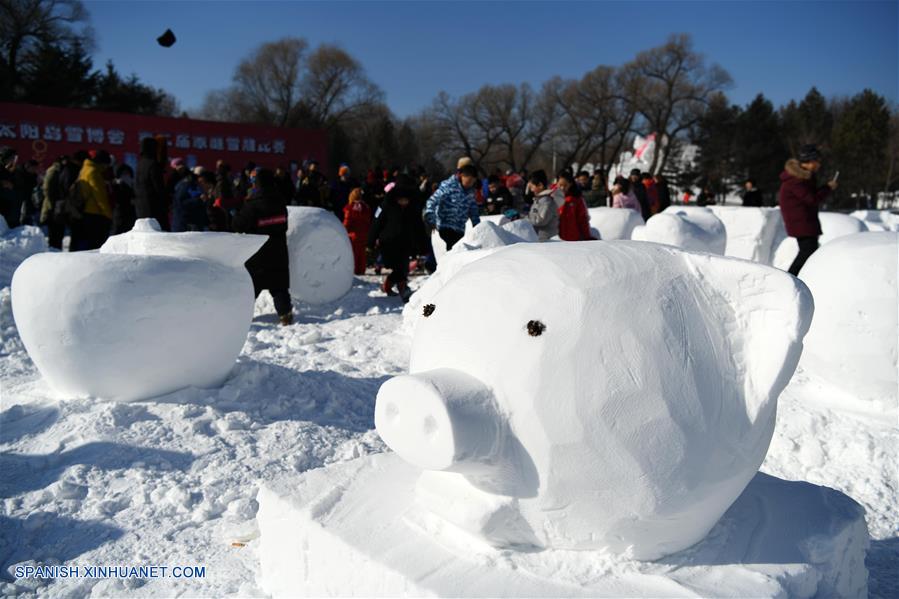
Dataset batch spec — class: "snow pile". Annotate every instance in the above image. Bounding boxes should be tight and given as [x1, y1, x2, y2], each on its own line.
[431, 215, 511, 263]
[632, 207, 726, 254]
[705, 206, 783, 263]
[380, 242, 812, 558]
[850, 210, 899, 232]
[11, 227, 266, 402]
[588, 207, 644, 240]
[501, 218, 538, 242]
[772, 212, 869, 270]
[798, 232, 898, 412]
[257, 453, 867, 598]
[0, 216, 48, 288]
[286, 207, 354, 304]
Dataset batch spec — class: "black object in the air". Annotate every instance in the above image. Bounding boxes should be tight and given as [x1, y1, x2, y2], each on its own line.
[157, 29, 176, 48]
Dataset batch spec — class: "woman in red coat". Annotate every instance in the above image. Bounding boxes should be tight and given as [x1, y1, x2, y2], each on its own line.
[343, 187, 372, 275]
[556, 171, 595, 241]
[777, 145, 837, 276]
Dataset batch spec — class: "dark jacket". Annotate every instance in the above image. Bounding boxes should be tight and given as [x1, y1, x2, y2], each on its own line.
[631, 179, 651, 220]
[742, 188, 763, 207]
[778, 159, 830, 238]
[231, 192, 290, 291]
[484, 185, 513, 214]
[135, 138, 169, 229]
[656, 179, 672, 212]
[111, 180, 136, 234]
[368, 196, 427, 259]
[171, 176, 209, 232]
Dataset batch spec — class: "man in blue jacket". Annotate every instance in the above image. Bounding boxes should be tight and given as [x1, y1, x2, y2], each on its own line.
[425, 163, 481, 250]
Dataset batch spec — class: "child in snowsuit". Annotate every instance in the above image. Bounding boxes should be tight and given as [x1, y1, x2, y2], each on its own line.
[342, 187, 372, 275]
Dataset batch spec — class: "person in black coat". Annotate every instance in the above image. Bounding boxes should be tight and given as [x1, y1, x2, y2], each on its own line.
[135, 137, 169, 230]
[231, 167, 293, 325]
[742, 179, 763, 207]
[654, 174, 671, 212]
[629, 168, 651, 220]
[368, 184, 426, 302]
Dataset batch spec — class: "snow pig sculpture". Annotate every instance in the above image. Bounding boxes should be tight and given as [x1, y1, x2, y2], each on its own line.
[375, 241, 813, 560]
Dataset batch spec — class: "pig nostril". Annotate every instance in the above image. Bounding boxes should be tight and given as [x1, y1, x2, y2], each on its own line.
[422, 415, 438, 438]
[384, 402, 399, 422]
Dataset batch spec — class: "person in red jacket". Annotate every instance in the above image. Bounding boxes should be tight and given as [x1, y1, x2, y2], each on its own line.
[778, 144, 838, 276]
[556, 171, 595, 241]
[343, 187, 372, 275]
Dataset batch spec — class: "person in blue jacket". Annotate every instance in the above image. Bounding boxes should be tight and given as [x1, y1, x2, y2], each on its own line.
[424, 163, 480, 251]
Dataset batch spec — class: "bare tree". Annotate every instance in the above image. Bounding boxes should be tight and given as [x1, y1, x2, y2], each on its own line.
[232, 37, 307, 126]
[623, 34, 732, 173]
[300, 44, 383, 127]
[0, 0, 93, 96]
[549, 65, 635, 178]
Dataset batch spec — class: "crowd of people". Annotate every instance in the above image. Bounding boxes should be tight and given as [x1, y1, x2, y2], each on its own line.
[0, 139, 836, 318]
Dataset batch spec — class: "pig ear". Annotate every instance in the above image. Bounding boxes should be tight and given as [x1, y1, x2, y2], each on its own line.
[683, 254, 814, 423]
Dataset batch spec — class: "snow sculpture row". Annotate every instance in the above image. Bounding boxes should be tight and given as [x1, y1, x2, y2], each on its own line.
[12, 219, 268, 401]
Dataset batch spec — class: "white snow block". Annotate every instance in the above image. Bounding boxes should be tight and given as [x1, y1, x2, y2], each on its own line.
[588, 207, 644, 240]
[256, 452, 869, 598]
[850, 210, 899, 232]
[431, 214, 524, 263]
[381, 242, 813, 560]
[639, 207, 726, 254]
[772, 212, 869, 271]
[0, 217, 48, 288]
[705, 206, 784, 264]
[800, 232, 898, 411]
[286, 207, 354, 304]
[11, 221, 266, 401]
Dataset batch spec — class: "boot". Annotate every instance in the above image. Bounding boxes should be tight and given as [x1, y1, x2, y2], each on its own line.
[279, 313, 294, 326]
[397, 281, 412, 304]
[382, 277, 398, 296]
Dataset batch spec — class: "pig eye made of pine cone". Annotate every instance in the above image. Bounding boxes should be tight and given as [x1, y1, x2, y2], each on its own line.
[423, 304, 436, 317]
[527, 320, 546, 337]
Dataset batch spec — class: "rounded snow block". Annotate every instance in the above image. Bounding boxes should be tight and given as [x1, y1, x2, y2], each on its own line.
[771, 212, 869, 271]
[11, 251, 258, 402]
[644, 205, 727, 254]
[0, 219, 48, 288]
[705, 206, 784, 264]
[380, 241, 814, 559]
[432, 215, 511, 263]
[286, 207, 354, 304]
[800, 232, 898, 410]
[588, 207, 644, 240]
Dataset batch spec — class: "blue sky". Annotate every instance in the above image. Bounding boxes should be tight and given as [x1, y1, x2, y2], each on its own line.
[87, 1, 898, 117]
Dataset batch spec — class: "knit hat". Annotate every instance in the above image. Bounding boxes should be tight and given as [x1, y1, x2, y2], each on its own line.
[457, 156, 473, 169]
[338, 165, 350, 177]
[193, 166, 206, 176]
[798, 144, 821, 163]
[170, 157, 184, 169]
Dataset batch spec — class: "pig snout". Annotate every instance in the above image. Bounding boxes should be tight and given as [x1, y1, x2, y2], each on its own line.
[375, 368, 503, 473]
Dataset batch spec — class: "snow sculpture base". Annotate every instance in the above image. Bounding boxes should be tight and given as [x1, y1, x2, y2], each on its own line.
[257, 452, 868, 598]
[705, 206, 783, 264]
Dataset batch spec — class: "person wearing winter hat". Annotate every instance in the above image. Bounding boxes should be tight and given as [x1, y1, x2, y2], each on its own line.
[628, 168, 650, 219]
[329, 163, 358, 219]
[527, 170, 559, 241]
[135, 136, 169, 230]
[425, 163, 480, 250]
[777, 144, 838, 276]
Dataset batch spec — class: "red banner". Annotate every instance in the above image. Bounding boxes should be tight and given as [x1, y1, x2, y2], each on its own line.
[0, 102, 328, 175]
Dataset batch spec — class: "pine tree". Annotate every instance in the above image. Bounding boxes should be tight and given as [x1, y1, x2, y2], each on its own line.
[831, 89, 890, 206]
[734, 94, 788, 200]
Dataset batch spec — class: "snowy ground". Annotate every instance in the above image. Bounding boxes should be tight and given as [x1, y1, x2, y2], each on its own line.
[1, 273, 896, 597]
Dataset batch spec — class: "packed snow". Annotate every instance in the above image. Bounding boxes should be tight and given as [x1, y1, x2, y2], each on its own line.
[772, 211, 869, 270]
[797, 232, 898, 412]
[1, 224, 897, 597]
[0, 216, 48, 289]
[285, 207, 354, 304]
[587, 207, 644, 240]
[632, 207, 726, 254]
[705, 206, 783, 264]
